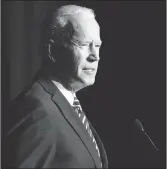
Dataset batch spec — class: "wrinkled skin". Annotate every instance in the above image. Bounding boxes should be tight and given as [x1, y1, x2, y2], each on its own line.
[52, 14, 102, 92]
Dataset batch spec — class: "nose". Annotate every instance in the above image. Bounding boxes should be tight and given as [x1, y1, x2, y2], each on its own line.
[89, 42, 100, 61]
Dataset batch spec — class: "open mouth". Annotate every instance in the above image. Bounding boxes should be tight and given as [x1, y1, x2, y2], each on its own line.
[82, 68, 96, 74]
[83, 68, 95, 72]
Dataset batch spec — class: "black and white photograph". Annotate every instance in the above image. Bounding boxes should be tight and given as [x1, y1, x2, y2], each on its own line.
[2, 1, 166, 168]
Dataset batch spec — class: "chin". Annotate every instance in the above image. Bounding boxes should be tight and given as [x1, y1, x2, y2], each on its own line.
[82, 77, 96, 87]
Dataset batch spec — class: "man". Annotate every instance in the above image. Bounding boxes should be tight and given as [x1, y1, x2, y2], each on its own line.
[2, 5, 108, 168]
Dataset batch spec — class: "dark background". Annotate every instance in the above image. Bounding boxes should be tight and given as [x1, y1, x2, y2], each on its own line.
[2, 1, 166, 168]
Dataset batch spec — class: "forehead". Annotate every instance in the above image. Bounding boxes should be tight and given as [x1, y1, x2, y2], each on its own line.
[68, 14, 101, 43]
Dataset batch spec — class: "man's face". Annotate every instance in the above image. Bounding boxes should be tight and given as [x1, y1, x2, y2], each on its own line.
[61, 14, 102, 91]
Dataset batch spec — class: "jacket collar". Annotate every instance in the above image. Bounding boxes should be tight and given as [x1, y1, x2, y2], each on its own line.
[36, 71, 102, 168]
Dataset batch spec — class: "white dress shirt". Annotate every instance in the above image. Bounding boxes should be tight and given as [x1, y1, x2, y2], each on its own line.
[51, 80, 75, 106]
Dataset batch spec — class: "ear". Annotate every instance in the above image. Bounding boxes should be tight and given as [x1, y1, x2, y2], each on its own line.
[48, 39, 56, 63]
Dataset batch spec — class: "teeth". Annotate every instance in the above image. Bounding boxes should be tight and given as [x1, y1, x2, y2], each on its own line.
[85, 69, 93, 72]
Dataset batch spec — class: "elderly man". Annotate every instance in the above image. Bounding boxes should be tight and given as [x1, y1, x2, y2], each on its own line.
[2, 5, 108, 168]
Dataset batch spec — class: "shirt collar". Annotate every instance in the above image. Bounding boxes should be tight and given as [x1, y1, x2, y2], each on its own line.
[51, 80, 75, 106]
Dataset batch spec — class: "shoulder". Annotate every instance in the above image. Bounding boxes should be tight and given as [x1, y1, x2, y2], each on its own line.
[4, 81, 61, 136]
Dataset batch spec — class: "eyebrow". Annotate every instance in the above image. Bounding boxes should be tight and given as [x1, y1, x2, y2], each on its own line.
[70, 39, 102, 47]
[83, 40, 102, 43]
[76, 40, 102, 45]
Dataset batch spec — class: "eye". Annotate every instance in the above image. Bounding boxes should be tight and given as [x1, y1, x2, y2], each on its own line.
[81, 43, 89, 47]
[77, 43, 89, 49]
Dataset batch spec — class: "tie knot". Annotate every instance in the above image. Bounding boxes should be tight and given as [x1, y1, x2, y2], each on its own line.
[73, 96, 80, 105]
[73, 96, 82, 113]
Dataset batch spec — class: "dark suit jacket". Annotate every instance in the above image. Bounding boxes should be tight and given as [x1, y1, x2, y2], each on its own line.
[2, 71, 108, 168]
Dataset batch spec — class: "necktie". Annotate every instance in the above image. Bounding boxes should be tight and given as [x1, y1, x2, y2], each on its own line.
[72, 96, 101, 159]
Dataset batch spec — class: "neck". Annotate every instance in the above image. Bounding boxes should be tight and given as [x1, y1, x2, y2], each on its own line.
[42, 66, 84, 93]
[52, 75, 75, 93]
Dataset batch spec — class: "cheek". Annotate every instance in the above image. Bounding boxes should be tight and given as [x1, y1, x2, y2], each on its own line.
[73, 56, 80, 72]
[72, 47, 88, 72]
[73, 55, 84, 75]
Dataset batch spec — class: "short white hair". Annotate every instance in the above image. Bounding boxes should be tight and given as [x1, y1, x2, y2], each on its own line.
[50, 5, 96, 45]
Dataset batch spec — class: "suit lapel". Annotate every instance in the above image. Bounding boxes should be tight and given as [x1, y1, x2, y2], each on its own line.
[89, 121, 108, 168]
[37, 74, 102, 168]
